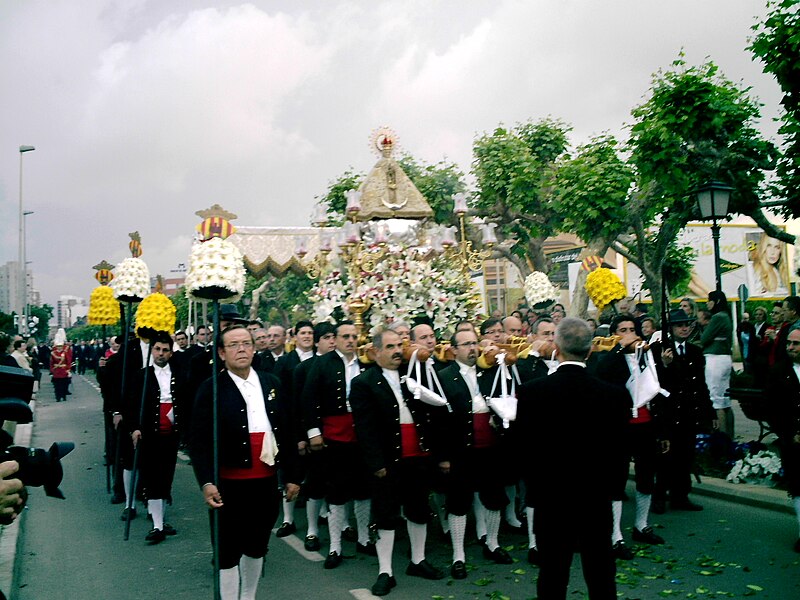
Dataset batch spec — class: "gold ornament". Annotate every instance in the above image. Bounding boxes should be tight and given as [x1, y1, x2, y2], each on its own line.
[88, 286, 120, 326]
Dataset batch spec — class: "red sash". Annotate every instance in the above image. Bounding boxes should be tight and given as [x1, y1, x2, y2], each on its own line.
[158, 402, 174, 434]
[322, 414, 356, 443]
[401, 423, 429, 458]
[473, 413, 497, 448]
[630, 405, 652, 424]
[220, 432, 276, 479]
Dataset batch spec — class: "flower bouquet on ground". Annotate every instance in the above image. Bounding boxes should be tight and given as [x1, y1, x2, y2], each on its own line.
[726, 448, 783, 486]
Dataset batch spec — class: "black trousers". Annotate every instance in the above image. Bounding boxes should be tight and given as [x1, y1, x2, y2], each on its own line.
[140, 432, 179, 500]
[214, 476, 281, 569]
[303, 451, 327, 501]
[371, 456, 435, 530]
[535, 499, 617, 600]
[654, 427, 696, 502]
[322, 440, 370, 505]
[611, 421, 658, 499]
[777, 437, 800, 497]
[445, 446, 508, 516]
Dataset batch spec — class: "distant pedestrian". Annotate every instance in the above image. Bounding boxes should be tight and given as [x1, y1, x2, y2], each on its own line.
[49, 329, 73, 403]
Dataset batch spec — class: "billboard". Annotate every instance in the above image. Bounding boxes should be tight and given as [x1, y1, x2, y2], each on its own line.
[624, 223, 792, 300]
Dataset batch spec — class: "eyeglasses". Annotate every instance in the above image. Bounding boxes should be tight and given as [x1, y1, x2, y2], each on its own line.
[224, 341, 254, 350]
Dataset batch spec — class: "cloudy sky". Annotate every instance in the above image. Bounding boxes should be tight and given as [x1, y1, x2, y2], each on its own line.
[0, 0, 783, 308]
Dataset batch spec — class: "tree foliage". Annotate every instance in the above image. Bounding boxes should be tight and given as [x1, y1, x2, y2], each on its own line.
[749, 0, 800, 216]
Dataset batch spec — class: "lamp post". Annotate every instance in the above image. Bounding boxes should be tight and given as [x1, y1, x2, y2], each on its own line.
[23, 210, 34, 336]
[19, 145, 35, 335]
[695, 181, 732, 293]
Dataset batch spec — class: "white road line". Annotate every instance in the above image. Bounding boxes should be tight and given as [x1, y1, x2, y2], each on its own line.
[349, 589, 379, 600]
[273, 530, 325, 562]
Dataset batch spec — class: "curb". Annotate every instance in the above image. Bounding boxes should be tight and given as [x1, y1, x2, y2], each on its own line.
[690, 474, 794, 515]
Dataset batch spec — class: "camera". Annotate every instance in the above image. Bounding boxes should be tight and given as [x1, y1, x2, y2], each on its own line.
[0, 365, 73, 499]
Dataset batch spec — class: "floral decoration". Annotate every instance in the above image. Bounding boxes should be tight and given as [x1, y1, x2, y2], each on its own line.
[111, 257, 150, 301]
[523, 271, 559, 308]
[307, 252, 481, 336]
[136, 292, 177, 336]
[87, 286, 120, 326]
[726, 449, 782, 486]
[585, 267, 627, 312]
[185, 237, 246, 302]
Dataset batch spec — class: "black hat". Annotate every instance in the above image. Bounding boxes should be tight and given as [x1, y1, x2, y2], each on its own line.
[668, 309, 695, 325]
[218, 304, 248, 324]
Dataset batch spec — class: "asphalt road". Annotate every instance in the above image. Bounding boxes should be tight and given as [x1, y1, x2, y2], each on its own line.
[13, 374, 800, 600]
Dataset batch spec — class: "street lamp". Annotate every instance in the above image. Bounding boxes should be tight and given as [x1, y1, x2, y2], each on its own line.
[19, 145, 35, 335]
[695, 181, 732, 293]
[23, 210, 34, 337]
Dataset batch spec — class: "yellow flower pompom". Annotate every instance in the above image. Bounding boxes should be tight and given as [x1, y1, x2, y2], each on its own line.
[135, 292, 176, 337]
[585, 268, 627, 313]
[88, 286, 120, 326]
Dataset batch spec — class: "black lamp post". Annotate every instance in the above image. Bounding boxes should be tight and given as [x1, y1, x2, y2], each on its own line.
[695, 181, 732, 293]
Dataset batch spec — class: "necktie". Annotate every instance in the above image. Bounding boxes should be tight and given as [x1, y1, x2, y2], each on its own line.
[678, 344, 684, 357]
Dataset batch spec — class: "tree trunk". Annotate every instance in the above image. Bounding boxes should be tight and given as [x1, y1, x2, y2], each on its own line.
[569, 239, 610, 318]
[249, 277, 274, 320]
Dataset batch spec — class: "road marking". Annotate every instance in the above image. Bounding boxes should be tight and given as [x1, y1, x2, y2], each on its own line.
[349, 589, 379, 599]
[273, 530, 325, 562]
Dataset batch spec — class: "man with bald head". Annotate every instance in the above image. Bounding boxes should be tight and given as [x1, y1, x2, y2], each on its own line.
[503, 316, 523, 339]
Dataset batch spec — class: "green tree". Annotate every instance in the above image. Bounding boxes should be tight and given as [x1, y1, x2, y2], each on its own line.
[613, 58, 776, 316]
[472, 118, 571, 276]
[749, 0, 800, 224]
[244, 272, 314, 327]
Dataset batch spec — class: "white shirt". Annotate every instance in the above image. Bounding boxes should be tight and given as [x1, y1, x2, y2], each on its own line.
[296, 348, 314, 362]
[227, 369, 271, 433]
[793, 363, 800, 384]
[140, 339, 152, 368]
[457, 360, 489, 414]
[555, 361, 586, 370]
[336, 349, 361, 403]
[382, 368, 414, 424]
[153, 363, 172, 401]
[675, 342, 687, 357]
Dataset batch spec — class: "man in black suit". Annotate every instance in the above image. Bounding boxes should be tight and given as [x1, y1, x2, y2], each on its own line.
[302, 321, 373, 569]
[351, 328, 445, 596]
[189, 325, 301, 600]
[256, 325, 287, 374]
[652, 310, 716, 514]
[516, 317, 628, 600]
[766, 328, 800, 553]
[124, 331, 185, 543]
[438, 328, 511, 580]
[273, 320, 315, 539]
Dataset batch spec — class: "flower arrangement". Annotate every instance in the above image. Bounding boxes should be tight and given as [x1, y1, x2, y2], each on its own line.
[307, 252, 481, 336]
[111, 257, 150, 302]
[185, 237, 246, 302]
[585, 267, 627, 312]
[135, 292, 177, 337]
[726, 449, 782, 486]
[523, 271, 559, 309]
[88, 286, 120, 326]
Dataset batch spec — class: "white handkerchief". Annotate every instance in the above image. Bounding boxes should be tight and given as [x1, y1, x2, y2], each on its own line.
[259, 431, 279, 466]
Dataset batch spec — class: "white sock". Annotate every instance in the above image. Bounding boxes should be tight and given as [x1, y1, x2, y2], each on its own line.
[319, 500, 329, 519]
[354, 499, 371, 545]
[306, 498, 322, 538]
[473, 493, 487, 541]
[407, 520, 427, 564]
[282, 497, 295, 524]
[485, 509, 501, 552]
[504, 485, 521, 526]
[238, 555, 263, 600]
[611, 500, 623, 543]
[525, 507, 536, 549]
[793, 496, 800, 537]
[148, 499, 164, 531]
[431, 492, 449, 534]
[635, 491, 651, 531]
[376, 529, 395, 576]
[328, 504, 345, 554]
[449, 514, 467, 564]
[219, 566, 239, 600]
[123, 469, 134, 508]
[343, 500, 353, 531]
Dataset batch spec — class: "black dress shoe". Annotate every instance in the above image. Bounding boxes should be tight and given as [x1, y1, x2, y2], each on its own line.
[527, 547, 540, 565]
[341, 526, 357, 542]
[612, 541, 633, 560]
[651, 498, 666, 514]
[304, 535, 321, 551]
[632, 526, 665, 545]
[145, 528, 166, 544]
[450, 561, 467, 579]
[371, 573, 397, 596]
[482, 545, 513, 564]
[110, 493, 125, 505]
[357, 542, 377, 556]
[406, 559, 445, 580]
[671, 499, 703, 511]
[120, 507, 137, 521]
[162, 523, 177, 536]
[324, 551, 342, 569]
[276, 522, 297, 538]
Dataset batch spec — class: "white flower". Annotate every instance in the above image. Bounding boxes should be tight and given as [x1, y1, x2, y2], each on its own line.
[111, 258, 150, 300]
[523, 271, 559, 307]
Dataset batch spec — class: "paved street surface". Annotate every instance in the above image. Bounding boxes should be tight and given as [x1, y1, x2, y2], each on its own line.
[13, 375, 800, 599]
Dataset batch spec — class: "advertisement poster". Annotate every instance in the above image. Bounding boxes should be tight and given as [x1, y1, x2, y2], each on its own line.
[624, 223, 792, 301]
